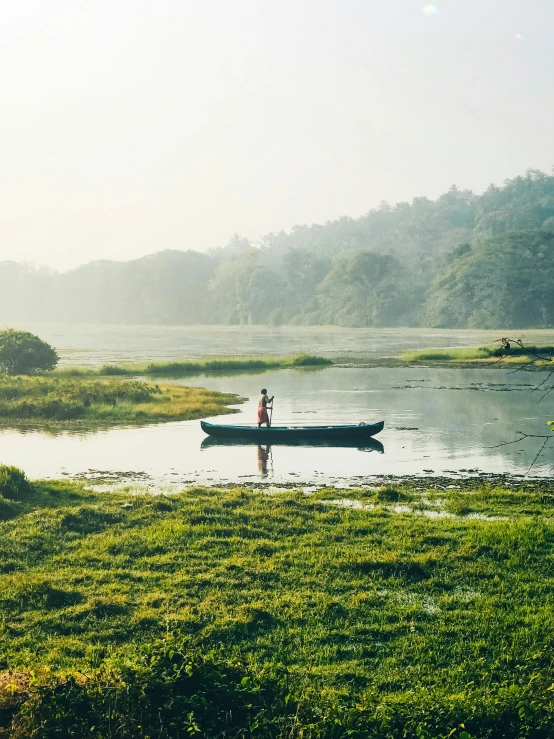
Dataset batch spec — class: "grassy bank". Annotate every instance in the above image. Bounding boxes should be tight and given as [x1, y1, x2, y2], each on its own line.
[1, 476, 554, 737]
[402, 345, 554, 365]
[54, 353, 332, 378]
[0, 375, 242, 428]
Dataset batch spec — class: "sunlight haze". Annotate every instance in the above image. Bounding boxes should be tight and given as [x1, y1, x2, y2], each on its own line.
[1, 0, 553, 270]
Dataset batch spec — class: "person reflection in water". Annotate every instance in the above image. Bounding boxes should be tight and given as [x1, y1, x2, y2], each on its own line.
[257, 388, 274, 427]
[257, 445, 270, 478]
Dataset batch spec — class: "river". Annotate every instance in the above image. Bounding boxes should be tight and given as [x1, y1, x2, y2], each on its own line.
[0, 324, 553, 485]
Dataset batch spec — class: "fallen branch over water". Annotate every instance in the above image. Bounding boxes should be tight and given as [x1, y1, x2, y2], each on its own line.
[402, 342, 554, 366]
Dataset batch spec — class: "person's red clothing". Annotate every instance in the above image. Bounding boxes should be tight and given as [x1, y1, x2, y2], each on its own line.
[257, 406, 269, 424]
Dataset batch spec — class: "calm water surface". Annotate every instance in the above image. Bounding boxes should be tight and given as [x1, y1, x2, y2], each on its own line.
[7, 322, 554, 364]
[0, 324, 552, 484]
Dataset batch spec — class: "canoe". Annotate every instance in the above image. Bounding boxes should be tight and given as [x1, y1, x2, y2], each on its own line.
[200, 420, 384, 444]
[201, 435, 384, 452]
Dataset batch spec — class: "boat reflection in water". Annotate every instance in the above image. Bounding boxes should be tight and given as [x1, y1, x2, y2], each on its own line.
[201, 436, 385, 453]
[200, 436, 384, 479]
[200, 436, 385, 480]
[257, 445, 271, 478]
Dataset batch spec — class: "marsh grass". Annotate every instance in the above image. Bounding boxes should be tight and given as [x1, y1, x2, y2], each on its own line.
[0, 375, 242, 427]
[402, 347, 495, 361]
[1, 479, 554, 737]
[54, 353, 332, 378]
[402, 345, 554, 364]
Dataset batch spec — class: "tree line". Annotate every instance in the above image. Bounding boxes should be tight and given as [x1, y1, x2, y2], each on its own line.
[2, 168, 554, 328]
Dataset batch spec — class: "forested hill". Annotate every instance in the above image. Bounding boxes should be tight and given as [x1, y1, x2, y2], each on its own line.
[3, 169, 554, 328]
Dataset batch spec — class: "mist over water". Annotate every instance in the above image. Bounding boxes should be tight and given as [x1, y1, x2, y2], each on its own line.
[7, 323, 554, 365]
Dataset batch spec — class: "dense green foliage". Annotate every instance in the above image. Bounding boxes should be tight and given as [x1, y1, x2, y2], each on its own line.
[0, 376, 240, 427]
[1, 169, 554, 328]
[0, 330, 58, 375]
[425, 231, 554, 328]
[2, 480, 554, 737]
[0, 466, 31, 501]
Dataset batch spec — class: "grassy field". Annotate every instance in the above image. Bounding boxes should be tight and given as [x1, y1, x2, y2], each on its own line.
[1, 475, 554, 737]
[402, 345, 554, 365]
[0, 375, 242, 428]
[53, 353, 332, 378]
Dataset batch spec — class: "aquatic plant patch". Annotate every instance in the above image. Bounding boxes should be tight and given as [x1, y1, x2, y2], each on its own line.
[402, 345, 554, 364]
[0, 375, 242, 427]
[54, 353, 332, 378]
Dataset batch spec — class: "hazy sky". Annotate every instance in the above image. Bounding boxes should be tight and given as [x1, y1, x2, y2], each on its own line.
[1, 0, 553, 271]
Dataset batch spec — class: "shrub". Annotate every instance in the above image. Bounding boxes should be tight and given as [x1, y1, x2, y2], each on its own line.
[290, 353, 331, 366]
[0, 330, 58, 375]
[8, 641, 289, 738]
[0, 465, 31, 500]
[98, 365, 129, 376]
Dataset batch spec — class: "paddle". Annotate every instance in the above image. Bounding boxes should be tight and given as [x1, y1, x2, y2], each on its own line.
[269, 397, 274, 427]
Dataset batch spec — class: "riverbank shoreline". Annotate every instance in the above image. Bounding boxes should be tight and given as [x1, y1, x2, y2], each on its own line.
[66, 472, 554, 492]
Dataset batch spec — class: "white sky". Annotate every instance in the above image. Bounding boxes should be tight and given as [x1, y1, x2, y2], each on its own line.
[0, 0, 553, 271]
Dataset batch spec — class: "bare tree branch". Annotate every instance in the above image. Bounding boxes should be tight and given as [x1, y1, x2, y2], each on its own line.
[499, 338, 554, 364]
[508, 359, 539, 374]
[487, 338, 554, 474]
[491, 338, 554, 391]
[538, 385, 554, 404]
[532, 369, 554, 393]
[487, 432, 551, 450]
[526, 436, 551, 476]
[487, 433, 552, 477]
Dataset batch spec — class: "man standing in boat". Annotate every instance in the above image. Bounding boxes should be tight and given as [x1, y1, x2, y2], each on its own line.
[258, 388, 274, 428]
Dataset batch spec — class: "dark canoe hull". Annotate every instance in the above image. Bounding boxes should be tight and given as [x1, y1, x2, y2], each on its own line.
[200, 420, 384, 444]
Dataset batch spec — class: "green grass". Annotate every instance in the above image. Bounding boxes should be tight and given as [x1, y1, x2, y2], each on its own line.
[2, 477, 554, 737]
[0, 375, 242, 428]
[402, 347, 495, 361]
[54, 353, 332, 378]
[402, 345, 554, 363]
